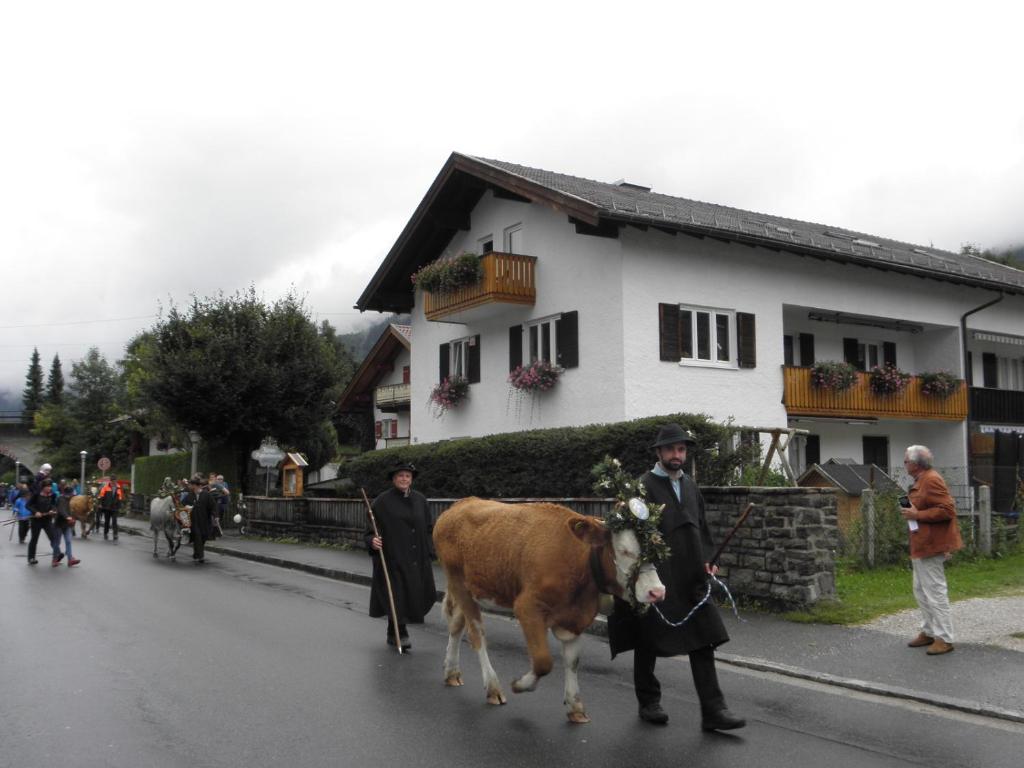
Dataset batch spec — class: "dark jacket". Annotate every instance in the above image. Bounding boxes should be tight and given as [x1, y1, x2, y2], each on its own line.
[55, 494, 75, 530]
[189, 488, 216, 542]
[608, 469, 729, 658]
[364, 487, 437, 624]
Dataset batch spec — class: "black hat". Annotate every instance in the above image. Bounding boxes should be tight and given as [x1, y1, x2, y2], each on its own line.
[387, 463, 418, 480]
[650, 423, 697, 449]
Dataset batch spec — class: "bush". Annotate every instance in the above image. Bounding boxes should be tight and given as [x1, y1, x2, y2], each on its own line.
[844, 491, 909, 568]
[810, 360, 858, 392]
[132, 443, 241, 495]
[339, 412, 759, 498]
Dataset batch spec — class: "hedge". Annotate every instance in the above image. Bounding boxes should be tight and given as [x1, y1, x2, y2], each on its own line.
[132, 444, 242, 496]
[342, 413, 758, 498]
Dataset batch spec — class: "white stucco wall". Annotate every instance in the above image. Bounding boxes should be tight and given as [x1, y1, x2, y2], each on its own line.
[374, 346, 411, 447]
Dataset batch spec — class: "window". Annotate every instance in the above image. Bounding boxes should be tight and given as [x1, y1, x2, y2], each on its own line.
[439, 335, 480, 383]
[844, 338, 896, 371]
[479, 235, 494, 254]
[660, 304, 755, 368]
[509, 311, 579, 371]
[863, 435, 890, 473]
[504, 224, 523, 254]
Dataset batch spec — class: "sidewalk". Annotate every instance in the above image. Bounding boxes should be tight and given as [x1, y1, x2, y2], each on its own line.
[118, 516, 1024, 724]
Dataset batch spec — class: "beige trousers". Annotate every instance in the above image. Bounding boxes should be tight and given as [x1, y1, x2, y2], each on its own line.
[911, 554, 954, 643]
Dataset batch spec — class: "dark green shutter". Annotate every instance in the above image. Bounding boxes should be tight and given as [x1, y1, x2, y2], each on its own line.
[509, 325, 522, 372]
[799, 333, 815, 366]
[439, 343, 449, 383]
[468, 335, 481, 383]
[556, 311, 579, 369]
[737, 312, 756, 368]
[659, 303, 681, 361]
[883, 341, 897, 367]
[983, 352, 998, 388]
[783, 335, 794, 366]
[843, 338, 859, 367]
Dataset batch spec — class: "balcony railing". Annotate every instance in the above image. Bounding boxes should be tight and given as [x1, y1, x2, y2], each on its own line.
[783, 366, 967, 421]
[970, 387, 1024, 423]
[374, 382, 411, 411]
[423, 252, 536, 322]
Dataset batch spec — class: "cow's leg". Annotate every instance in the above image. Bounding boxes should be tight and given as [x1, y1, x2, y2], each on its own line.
[447, 577, 505, 705]
[554, 627, 589, 724]
[511, 593, 554, 694]
[164, 530, 175, 558]
[442, 592, 465, 686]
[152, 530, 159, 558]
[169, 531, 179, 560]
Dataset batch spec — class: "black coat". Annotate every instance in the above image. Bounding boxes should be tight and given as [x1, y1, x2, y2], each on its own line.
[608, 469, 729, 658]
[363, 487, 437, 624]
[188, 489, 216, 542]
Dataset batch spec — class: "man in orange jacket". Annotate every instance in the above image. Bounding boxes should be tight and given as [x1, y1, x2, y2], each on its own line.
[98, 475, 124, 541]
[900, 445, 963, 656]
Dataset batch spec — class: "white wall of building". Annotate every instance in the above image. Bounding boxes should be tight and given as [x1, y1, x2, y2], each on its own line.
[374, 345, 411, 447]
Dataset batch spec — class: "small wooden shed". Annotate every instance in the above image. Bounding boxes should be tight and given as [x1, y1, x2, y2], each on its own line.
[797, 459, 903, 533]
[281, 453, 309, 497]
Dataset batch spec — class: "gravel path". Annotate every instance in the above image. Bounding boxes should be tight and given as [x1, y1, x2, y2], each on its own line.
[862, 595, 1024, 652]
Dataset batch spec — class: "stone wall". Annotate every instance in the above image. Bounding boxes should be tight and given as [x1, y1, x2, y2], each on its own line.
[703, 486, 839, 607]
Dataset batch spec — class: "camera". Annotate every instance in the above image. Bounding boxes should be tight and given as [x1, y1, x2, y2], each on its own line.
[898, 495, 910, 508]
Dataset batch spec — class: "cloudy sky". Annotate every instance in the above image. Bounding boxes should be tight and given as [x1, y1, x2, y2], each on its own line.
[2, 0, 1021, 408]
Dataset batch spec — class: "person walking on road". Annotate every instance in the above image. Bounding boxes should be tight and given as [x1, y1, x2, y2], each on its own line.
[364, 463, 437, 651]
[607, 423, 746, 732]
[54, 483, 81, 567]
[98, 475, 123, 541]
[901, 445, 962, 656]
[185, 475, 216, 563]
[26, 482, 62, 566]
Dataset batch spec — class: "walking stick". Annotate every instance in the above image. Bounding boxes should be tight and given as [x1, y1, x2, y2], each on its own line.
[361, 488, 404, 655]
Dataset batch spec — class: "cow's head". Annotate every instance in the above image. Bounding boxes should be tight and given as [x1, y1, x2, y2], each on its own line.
[571, 518, 666, 604]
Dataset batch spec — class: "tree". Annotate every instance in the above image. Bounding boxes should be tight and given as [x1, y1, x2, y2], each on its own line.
[45, 354, 65, 405]
[21, 348, 44, 426]
[145, 288, 349, 490]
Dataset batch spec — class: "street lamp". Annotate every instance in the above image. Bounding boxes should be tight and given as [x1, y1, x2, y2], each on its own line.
[79, 451, 87, 494]
[188, 431, 201, 477]
[14, 461, 20, 485]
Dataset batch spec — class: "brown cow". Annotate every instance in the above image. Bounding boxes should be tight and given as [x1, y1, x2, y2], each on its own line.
[433, 498, 665, 724]
[69, 495, 96, 538]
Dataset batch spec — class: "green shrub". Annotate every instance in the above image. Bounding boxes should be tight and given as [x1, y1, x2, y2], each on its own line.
[844, 491, 909, 568]
[132, 443, 241, 495]
[340, 412, 758, 498]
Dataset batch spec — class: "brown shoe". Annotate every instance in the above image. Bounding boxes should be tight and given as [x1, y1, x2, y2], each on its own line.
[926, 638, 954, 655]
[907, 632, 934, 648]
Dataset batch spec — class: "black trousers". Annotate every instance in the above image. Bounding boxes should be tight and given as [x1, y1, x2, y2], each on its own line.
[102, 509, 119, 537]
[634, 643, 726, 714]
[27, 517, 57, 560]
[18, 519, 30, 542]
[192, 532, 206, 560]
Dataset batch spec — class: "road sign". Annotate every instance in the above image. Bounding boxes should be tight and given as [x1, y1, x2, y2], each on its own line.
[97, 456, 111, 471]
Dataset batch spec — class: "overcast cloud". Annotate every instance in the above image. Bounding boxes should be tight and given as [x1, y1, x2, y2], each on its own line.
[2, 0, 1022, 408]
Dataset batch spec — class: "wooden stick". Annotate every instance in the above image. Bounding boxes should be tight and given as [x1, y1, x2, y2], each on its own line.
[361, 488, 404, 655]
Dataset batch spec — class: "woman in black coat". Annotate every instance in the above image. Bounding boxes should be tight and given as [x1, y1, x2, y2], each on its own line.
[364, 463, 437, 651]
[607, 424, 745, 732]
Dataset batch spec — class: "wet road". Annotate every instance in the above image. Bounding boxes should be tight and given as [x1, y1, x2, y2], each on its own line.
[2, 530, 1019, 768]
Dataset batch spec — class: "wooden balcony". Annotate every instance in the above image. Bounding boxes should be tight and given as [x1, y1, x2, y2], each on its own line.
[970, 387, 1024, 424]
[783, 366, 967, 421]
[423, 252, 536, 323]
[374, 382, 410, 411]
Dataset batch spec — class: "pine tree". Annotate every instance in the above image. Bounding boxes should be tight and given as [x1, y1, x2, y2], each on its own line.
[22, 348, 44, 426]
[46, 353, 65, 405]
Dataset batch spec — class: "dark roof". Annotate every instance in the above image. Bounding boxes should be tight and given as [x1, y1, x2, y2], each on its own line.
[797, 462, 903, 496]
[337, 324, 411, 413]
[356, 152, 1024, 312]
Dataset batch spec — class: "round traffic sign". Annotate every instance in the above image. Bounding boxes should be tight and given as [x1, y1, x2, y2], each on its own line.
[97, 456, 112, 471]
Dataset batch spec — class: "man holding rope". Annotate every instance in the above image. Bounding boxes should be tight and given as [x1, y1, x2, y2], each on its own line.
[608, 424, 746, 732]
[364, 463, 437, 652]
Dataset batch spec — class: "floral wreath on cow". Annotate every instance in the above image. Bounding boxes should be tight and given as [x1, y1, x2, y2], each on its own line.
[591, 455, 670, 614]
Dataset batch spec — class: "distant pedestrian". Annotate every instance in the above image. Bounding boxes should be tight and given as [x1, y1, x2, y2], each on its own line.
[186, 475, 216, 563]
[98, 475, 123, 540]
[13, 487, 32, 544]
[901, 445, 962, 655]
[365, 463, 437, 651]
[54, 484, 81, 567]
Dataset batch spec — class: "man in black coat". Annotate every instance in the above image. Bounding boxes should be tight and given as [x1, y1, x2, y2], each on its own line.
[608, 424, 746, 732]
[184, 475, 215, 563]
[364, 463, 437, 651]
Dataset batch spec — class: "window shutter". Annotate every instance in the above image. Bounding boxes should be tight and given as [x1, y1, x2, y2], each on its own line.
[843, 338, 859, 366]
[402, 366, 410, 385]
[806, 435, 820, 467]
[390, 420, 398, 438]
[556, 311, 579, 369]
[883, 341, 897, 367]
[967, 351, 973, 385]
[983, 352, 998, 388]
[799, 333, 815, 366]
[737, 312, 756, 368]
[783, 335, 794, 366]
[468, 335, 481, 383]
[659, 303, 681, 361]
[374, 421, 382, 439]
[439, 343, 449, 382]
[509, 325, 522, 372]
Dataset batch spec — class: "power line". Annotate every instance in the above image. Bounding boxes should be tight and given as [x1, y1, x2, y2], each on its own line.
[0, 314, 158, 330]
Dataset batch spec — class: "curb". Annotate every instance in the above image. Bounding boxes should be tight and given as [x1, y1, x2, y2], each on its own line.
[120, 523, 1024, 725]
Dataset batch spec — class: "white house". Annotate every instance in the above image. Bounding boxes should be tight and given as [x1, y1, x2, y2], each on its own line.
[337, 323, 412, 450]
[356, 153, 1024, 503]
